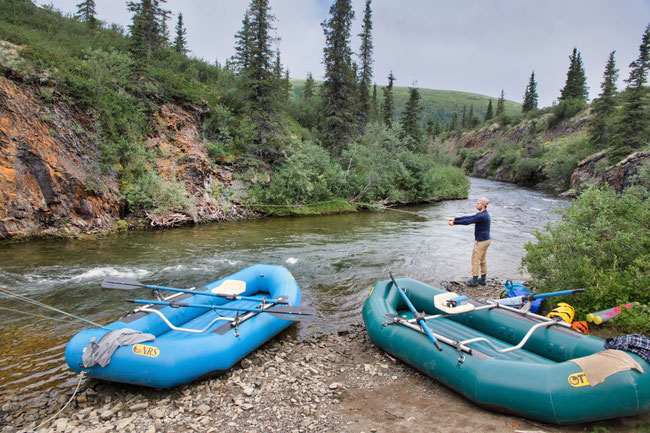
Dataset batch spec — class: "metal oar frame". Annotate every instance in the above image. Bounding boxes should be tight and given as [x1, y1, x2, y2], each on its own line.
[133, 295, 290, 337]
[383, 300, 571, 364]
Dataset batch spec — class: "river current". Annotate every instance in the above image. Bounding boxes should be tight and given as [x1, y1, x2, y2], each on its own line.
[0, 178, 569, 405]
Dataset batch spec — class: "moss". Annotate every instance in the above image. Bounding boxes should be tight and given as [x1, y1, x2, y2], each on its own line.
[254, 198, 357, 217]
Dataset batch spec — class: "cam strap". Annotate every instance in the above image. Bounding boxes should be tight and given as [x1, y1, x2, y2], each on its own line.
[210, 280, 246, 297]
[434, 292, 475, 314]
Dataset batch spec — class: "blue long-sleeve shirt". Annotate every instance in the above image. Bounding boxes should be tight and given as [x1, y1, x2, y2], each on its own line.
[454, 211, 491, 241]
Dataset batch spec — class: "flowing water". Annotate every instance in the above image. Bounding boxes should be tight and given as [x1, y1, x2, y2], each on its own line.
[0, 178, 570, 405]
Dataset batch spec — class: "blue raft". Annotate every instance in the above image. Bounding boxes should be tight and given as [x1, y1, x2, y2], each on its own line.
[65, 264, 302, 388]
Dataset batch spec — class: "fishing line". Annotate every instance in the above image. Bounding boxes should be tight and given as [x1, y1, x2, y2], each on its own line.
[0, 287, 108, 329]
[0, 306, 80, 325]
[382, 207, 429, 218]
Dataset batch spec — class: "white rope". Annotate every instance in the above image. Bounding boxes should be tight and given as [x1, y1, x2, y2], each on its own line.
[34, 371, 86, 431]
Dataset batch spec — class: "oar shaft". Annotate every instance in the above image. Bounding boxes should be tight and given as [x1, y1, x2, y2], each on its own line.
[532, 289, 585, 299]
[389, 273, 442, 351]
[144, 284, 284, 305]
[496, 289, 586, 305]
[131, 298, 271, 314]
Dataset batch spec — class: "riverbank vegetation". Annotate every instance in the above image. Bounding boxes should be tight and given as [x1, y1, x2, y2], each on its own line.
[522, 174, 650, 334]
[0, 0, 473, 222]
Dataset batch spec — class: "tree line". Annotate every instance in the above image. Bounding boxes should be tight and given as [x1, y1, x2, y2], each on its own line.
[64, 0, 469, 210]
[521, 24, 650, 156]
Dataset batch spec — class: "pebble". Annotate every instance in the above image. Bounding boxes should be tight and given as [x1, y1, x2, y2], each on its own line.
[129, 402, 149, 411]
[0, 321, 496, 433]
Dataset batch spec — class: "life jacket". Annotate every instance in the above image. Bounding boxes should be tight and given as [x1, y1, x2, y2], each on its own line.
[571, 320, 589, 334]
[547, 302, 575, 324]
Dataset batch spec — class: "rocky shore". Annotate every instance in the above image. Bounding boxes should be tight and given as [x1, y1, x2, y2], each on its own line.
[1, 282, 649, 433]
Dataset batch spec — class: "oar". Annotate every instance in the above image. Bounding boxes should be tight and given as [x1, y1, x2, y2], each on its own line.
[102, 277, 288, 304]
[495, 289, 585, 307]
[389, 272, 443, 351]
[127, 299, 316, 322]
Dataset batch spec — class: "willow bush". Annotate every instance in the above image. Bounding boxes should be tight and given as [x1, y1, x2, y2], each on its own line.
[522, 184, 650, 332]
[253, 124, 469, 207]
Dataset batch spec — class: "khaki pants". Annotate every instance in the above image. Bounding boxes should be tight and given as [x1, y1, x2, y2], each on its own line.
[471, 239, 492, 276]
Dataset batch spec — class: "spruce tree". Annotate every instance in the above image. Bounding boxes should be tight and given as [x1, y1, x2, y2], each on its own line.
[302, 72, 315, 99]
[127, 0, 169, 63]
[496, 90, 505, 116]
[400, 85, 422, 144]
[357, 0, 373, 129]
[426, 119, 434, 137]
[370, 83, 379, 122]
[382, 72, 395, 128]
[75, 0, 97, 28]
[559, 48, 589, 102]
[449, 113, 458, 131]
[485, 100, 494, 122]
[173, 12, 188, 54]
[244, 0, 279, 149]
[319, 0, 357, 154]
[433, 117, 441, 136]
[588, 51, 619, 149]
[618, 24, 650, 150]
[160, 9, 171, 45]
[283, 69, 292, 101]
[461, 106, 467, 129]
[273, 49, 290, 103]
[233, 12, 252, 72]
[468, 104, 479, 128]
[522, 71, 538, 112]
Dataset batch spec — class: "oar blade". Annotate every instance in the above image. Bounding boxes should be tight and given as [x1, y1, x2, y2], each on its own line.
[102, 277, 145, 290]
[266, 305, 317, 322]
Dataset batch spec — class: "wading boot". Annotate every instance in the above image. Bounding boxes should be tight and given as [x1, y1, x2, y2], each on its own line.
[478, 274, 487, 285]
[466, 276, 479, 287]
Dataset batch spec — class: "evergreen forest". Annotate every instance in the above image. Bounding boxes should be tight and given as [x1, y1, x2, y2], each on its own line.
[0, 0, 484, 217]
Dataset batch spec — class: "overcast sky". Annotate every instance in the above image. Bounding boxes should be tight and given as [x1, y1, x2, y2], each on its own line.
[38, 0, 650, 108]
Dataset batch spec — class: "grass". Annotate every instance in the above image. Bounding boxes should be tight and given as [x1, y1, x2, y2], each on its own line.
[252, 198, 357, 217]
[290, 78, 521, 126]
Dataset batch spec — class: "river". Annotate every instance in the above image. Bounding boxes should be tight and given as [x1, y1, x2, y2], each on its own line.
[0, 178, 570, 407]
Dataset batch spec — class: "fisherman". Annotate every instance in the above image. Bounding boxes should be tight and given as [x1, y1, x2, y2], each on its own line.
[446, 197, 491, 287]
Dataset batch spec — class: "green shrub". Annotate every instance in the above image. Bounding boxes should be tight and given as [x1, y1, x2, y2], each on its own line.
[522, 185, 650, 333]
[205, 141, 234, 163]
[513, 157, 545, 184]
[545, 157, 578, 190]
[252, 140, 344, 205]
[488, 139, 520, 175]
[549, 99, 587, 128]
[120, 170, 194, 214]
[460, 148, 480, 174]
[340, 123, 469, 203]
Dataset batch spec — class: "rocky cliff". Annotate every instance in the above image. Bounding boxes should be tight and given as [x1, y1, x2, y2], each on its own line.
[571, 149, 650, 193]
[446, 111, 647, 193]
[0, 76, 119, 240]
[0, 76, 250, 241]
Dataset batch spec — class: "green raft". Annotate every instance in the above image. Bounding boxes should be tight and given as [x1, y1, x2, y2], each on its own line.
[362, 276, 650, 424]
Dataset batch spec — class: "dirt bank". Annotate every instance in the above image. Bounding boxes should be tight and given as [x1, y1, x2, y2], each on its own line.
[1, 282, 649, 433]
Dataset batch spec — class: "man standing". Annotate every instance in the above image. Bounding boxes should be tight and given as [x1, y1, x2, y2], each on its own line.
[446, 197, 491, 286]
